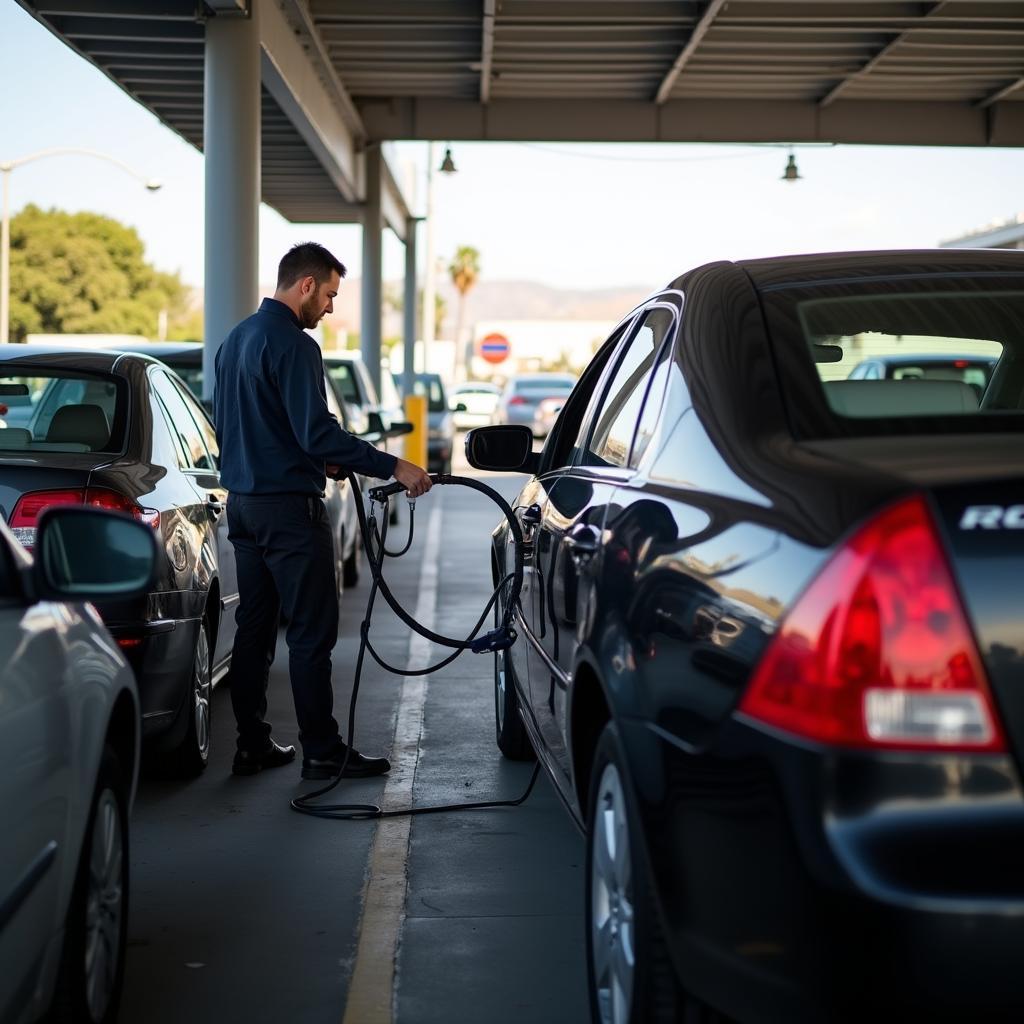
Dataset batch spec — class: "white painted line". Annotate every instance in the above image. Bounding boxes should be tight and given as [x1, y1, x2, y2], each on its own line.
[342, 496, 442, 1024]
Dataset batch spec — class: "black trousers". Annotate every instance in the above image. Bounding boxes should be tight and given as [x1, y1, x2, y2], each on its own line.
[226, 493, 340, 758]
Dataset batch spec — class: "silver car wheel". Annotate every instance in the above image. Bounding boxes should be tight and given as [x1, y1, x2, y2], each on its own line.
[194, 625, 211, 761]
[84, 789, 124, 1021]
[591, 762, 635, 1024]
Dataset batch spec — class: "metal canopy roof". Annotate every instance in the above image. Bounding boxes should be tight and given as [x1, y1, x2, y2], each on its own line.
[15, 0, 1024, 226]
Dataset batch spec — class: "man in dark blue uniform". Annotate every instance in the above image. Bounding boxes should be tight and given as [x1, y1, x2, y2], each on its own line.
[214, 242, 431, 779]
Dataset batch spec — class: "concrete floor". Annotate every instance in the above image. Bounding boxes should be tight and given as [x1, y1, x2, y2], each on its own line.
[120, 455, 588, 1024]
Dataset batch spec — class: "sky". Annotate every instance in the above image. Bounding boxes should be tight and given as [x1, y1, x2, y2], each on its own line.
[2, 2, 1024, 297]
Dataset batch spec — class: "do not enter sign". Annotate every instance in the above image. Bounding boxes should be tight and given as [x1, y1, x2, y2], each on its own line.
[478, 332, 511, 364]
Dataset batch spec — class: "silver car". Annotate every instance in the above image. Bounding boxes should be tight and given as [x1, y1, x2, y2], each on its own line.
[492, 373, 577, 437]
[1, 506, 157, 1024]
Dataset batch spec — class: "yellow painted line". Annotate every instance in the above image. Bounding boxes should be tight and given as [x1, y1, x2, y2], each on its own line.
[342, 498, 442, 1024]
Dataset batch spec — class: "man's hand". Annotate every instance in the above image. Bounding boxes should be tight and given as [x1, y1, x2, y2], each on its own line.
[393, 458, 432, 498]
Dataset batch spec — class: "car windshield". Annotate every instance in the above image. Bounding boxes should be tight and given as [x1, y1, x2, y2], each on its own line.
[408, 376, 447, 412]
[0, 369, 128, 453]
[326, 362, 359, 403]
[762, 275, 1024, 436]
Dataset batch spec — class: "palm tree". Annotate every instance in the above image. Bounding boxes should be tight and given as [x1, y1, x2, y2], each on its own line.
[449, 245, 480, 380]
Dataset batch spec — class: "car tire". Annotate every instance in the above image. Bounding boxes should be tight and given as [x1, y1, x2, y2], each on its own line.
[343, 532, 361, 588]
[166, 617, 212, 777]
[493, 593, 534, 761]
[50, 747, 129, 1024]
[586, 721, 685, 1024]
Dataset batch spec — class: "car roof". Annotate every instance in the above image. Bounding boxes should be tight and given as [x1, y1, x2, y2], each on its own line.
[100, 341, 202, 358]
[723, 248, 1024, 294]
[0, 345, 125, 371]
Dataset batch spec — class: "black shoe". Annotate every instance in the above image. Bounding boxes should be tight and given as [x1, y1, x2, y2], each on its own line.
[232, 739, 296, 776]
[301, 743, 391, 780]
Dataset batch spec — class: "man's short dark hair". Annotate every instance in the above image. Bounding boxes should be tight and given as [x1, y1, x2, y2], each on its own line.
[277, 242, 347, 290]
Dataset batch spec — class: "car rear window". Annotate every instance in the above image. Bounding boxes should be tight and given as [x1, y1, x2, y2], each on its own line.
[761, 275, 1024, 437]
[0, 368, 128, 453]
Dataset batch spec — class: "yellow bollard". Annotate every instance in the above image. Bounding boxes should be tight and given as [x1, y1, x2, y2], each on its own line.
[403, 393, 428, 470]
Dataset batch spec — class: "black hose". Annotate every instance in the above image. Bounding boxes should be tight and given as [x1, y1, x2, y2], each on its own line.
[291, 471, 540, 821]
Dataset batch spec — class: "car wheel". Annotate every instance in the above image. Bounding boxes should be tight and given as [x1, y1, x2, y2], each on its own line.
[586, 722, 685, 1024]
[167, 617, 212, 776]
[50, 747, 129, 1024]
[343, 532, 361, 588]
[493, 593, 534, 761]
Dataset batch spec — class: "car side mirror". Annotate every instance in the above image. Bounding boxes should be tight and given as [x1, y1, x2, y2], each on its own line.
[385, 419, 415, 438]
[30, 507, 158, 603]
[454, 403, 468, 413]
[465, 425, 539, 474]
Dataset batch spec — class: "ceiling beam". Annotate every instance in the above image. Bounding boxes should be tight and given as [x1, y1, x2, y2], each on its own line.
[281, 0, 366, 140]
[259, 0, 361, 203]
[360, 95, 1024, 147]
[819, 0, 950, 107]
[654, 0, 728, 105]
[979, 75, 1024, 108]
[480, 0, 496, 104]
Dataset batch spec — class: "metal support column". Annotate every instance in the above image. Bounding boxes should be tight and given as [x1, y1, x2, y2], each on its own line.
[202, 1, 260, 401]
[402, 215, 418, 399]
[361, 143, 383, 395]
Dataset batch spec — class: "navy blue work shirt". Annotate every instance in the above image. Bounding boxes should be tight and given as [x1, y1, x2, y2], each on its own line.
[213, 298, 397, 495]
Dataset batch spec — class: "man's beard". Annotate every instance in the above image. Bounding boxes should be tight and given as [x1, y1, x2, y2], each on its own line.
[300, 293, 323, 329]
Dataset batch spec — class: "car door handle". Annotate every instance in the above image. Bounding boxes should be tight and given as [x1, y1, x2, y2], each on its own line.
[564, 523, 601, 566]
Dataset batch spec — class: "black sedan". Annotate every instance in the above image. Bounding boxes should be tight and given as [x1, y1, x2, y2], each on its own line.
[98, 340, 365, 595]
[0, 347, 237, 776]
[470, 248, 1024, 1023]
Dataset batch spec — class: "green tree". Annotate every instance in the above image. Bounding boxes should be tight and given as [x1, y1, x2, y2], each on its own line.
[415, 288, 447, 339]
[7, 204, 189, 343]
[448, 245, 480, 376]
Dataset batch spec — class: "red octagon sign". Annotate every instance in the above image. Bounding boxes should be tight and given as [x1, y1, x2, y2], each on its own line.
[478, 332, 511, 364]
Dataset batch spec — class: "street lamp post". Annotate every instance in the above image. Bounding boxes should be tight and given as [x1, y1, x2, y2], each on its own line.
[0, 147, 162, 344]
[420, 142, 456, 375]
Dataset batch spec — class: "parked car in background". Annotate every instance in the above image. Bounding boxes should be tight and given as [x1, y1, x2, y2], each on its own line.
[449, 381, 501, 430]
[1, 505, 157, 1024]
[471, 248, 1024, 1023]
[847, 353, 997, 398]
[396, 372, 455, 474]
[531, 393, 570, 440]
[0, 347, 239, 776]
[491, 373, 577, 436]
[99, 341, 364, 597]
[323, 351, 406, 449]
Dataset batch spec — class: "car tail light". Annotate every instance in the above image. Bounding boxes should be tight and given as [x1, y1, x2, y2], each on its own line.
[9, 486, 160, 550]
[84, 487, 161, 530]
[738, 494, 1005, 753]
[9, 489, 85, 548]
[507, 396, 527, 406]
